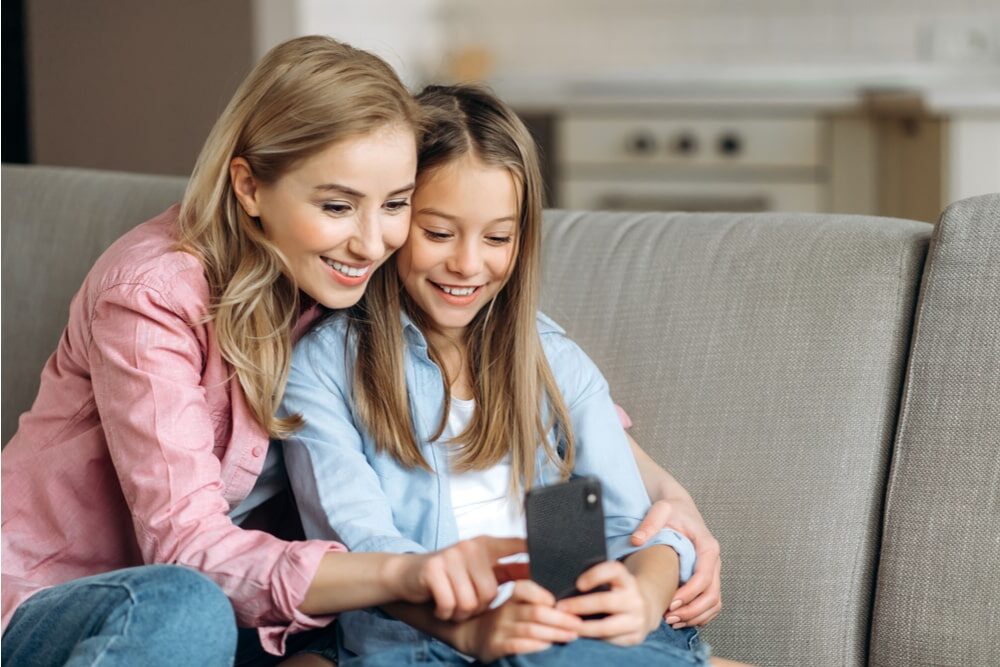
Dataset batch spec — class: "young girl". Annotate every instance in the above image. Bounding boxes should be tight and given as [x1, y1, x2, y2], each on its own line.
[1, 39, 525, 667]
[281, 85, 710, 666]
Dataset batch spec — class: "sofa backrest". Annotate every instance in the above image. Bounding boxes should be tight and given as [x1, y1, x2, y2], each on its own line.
[1, 165, 188, 443]
[870, 193, 1000, 667]
[539, 210, 931, 665]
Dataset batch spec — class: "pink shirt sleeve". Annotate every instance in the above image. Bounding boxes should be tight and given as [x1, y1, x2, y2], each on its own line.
[89, 282, 342, 654]
[615, 404, 633, 429]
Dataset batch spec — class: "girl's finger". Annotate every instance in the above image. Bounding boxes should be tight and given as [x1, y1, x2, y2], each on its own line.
[510, 580, 557, 607]
[467, 553, 499, 610]
[427, 568, 456, 620]
[556, 590, 627, 617]
[512, 621, 579, 644]
[631, 500, 673, 546]
[500, 639, 553, 656]
[575, 560, 629, 593]
[576, 613, 637, 639]
[519, 603, 584, 632]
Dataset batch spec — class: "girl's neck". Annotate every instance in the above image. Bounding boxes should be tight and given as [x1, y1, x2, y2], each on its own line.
[425, 328, 474, 401]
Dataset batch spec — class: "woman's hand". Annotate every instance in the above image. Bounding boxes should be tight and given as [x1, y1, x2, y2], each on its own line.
[632, 497, 722, 629]
[554, 560, 659, 647]
[388, 536, 526, 622]
[455, 580, 582, 662]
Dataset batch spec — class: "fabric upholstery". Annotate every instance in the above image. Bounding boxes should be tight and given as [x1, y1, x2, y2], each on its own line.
[870, 194, 1000, 667]
[539, 210, 931, 665]
[1, 165, 187, 443]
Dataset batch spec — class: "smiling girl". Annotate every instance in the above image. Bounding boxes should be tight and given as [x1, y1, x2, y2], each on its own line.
[280, 85, 711, 666]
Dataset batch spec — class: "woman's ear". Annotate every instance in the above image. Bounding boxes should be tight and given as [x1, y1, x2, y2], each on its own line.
[229, 157, 262, 218]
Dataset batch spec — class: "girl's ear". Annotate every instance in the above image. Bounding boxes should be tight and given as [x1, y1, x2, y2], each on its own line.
[230, 157, 262, 218]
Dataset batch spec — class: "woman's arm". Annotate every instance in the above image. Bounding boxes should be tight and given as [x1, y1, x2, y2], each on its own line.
[626, 433, 722, 628]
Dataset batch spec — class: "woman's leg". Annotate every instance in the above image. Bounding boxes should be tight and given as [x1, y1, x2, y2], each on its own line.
[1, 564, 236, 667]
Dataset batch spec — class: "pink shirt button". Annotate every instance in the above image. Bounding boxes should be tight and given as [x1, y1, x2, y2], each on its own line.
[252, 446, 263, 458]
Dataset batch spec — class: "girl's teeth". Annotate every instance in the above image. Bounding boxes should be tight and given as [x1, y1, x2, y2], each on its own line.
[324, 258, 370, 278]
[441, 285, 476, 296]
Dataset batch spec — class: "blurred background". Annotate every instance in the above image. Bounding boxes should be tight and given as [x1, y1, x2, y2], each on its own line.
[4, 0, 1000, 222]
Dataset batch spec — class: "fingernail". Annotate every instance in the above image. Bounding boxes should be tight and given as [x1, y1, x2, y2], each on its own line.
[633, 530, 646, 540]
[669, 599, 682, 611]
[666, 615, 680, 624]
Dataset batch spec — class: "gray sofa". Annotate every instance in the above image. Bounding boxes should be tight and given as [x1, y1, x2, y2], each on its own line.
[3, 164, 998, 666]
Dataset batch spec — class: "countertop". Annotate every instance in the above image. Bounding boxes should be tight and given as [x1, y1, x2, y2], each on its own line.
[488, 63, 1000, 115]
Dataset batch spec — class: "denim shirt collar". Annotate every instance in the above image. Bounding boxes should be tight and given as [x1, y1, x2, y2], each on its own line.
[398, 308, 566, 353]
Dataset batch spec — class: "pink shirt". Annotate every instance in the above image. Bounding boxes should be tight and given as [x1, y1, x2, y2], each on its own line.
[1, 206, 343, 655]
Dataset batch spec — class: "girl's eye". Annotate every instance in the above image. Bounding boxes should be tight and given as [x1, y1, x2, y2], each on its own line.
[423, 230, 452, 241]
[321, 201, 352, 215]
[487, 236, 513, 245]
[384, 198, 411, 213]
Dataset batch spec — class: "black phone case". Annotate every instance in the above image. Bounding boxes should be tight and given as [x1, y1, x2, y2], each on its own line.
[525, 476, 608, 600]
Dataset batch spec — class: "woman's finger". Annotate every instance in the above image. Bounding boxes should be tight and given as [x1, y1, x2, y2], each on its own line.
[669, 538, 720, 614]
[631, 500, 673, 546]
[425, 559, 457, 620]
[444, 551, 479, 620]
[667, 561, 722, 624]
[519, 602, 584, 632]
[499, 639, 553, 656]
[680, 603, 721, 629]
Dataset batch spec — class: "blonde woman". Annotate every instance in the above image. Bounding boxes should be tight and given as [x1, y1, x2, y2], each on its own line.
[1, 37, 526, 667]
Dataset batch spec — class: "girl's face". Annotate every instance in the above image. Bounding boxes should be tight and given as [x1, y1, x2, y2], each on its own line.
[397, 153, 519, 341]
[231, 123, 417, 309]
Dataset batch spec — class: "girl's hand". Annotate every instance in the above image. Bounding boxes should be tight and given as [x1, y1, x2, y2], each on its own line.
[456, 580, 582, 662]
[555, 560, 659, 646]
[632, 498, 722, 628]
[391, 536, 526, 622]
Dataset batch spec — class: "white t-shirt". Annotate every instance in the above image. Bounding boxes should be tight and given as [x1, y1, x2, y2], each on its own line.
[442, 396, 528, 608]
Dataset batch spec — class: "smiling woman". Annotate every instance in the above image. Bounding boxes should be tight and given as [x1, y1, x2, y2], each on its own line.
[0, 36, 524, 667]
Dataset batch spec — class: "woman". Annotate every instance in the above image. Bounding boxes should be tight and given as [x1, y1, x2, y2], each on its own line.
[1, 36, 718, 667]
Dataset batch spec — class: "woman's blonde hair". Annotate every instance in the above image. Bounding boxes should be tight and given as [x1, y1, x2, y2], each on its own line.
[178, 35, 421, 438]
[349, 84, 574, 495]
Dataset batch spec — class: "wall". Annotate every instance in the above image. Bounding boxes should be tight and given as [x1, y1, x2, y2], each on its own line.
[27, 0, 253, 175]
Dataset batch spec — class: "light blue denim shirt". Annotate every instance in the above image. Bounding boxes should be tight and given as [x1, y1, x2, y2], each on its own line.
[280, 310, 696, 659]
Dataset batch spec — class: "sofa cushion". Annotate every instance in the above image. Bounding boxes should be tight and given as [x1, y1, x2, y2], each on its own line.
[870, 193, 1000, 667]
[539, 210, 931, 665]
[1, 165, 188, 444]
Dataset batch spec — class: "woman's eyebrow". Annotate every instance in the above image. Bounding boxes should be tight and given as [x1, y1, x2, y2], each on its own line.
[312, 182, 415, 198]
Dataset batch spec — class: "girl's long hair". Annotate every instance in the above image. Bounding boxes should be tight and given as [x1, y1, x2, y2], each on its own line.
[177, 35, 421, 438]
[349, 84, 574, 495]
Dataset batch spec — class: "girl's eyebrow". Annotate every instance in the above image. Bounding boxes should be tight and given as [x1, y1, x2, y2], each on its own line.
[314, 183, 415, 198]
[417, 207, 516, 224]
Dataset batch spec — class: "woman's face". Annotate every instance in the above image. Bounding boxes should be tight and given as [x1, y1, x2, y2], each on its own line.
[397, 153, 519, 341]
[231, 123, 417, 309]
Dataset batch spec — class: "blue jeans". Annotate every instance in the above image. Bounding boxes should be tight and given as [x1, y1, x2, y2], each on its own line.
[1, 565, 237, 666]
[329, 621, 709, 666]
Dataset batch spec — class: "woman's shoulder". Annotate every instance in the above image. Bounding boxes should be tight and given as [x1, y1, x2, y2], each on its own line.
[86, 205, 208, 313]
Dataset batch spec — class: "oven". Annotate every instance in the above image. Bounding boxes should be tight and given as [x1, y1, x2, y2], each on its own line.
[554, 112, 828, 213]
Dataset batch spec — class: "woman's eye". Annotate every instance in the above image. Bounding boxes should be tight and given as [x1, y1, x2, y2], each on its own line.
[384, 198, 411, 213]
[321, 202, 352, 215]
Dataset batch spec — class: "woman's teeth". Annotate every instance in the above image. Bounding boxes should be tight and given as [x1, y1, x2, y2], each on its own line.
[324, 258, 370, 278]
[440, 285, 476, 296]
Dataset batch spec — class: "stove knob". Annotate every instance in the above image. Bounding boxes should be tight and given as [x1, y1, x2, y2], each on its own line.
[718, 132, 743, 157]
[673, 132, 698, 156]
[626, 130, 658, 156]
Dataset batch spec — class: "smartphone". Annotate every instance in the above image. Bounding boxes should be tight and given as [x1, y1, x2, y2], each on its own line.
[525, 476, 608, 600]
